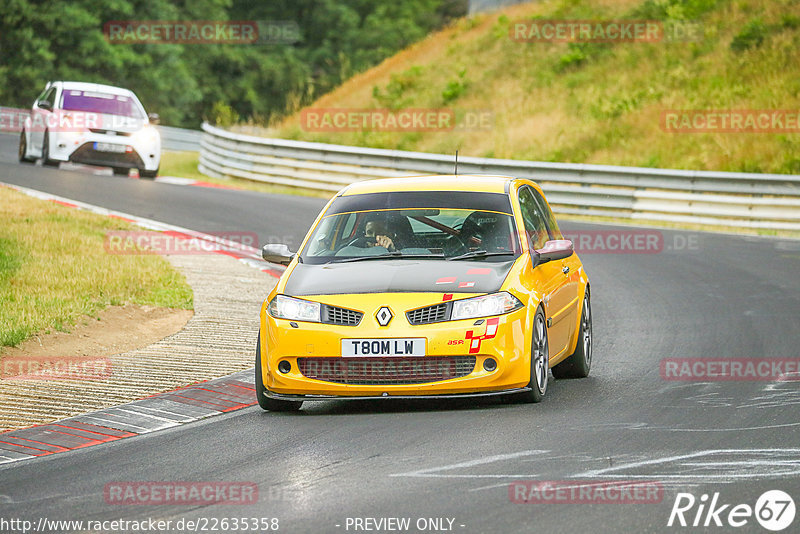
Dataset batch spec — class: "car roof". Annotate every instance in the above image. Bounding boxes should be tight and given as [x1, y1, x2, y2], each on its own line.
[340, 175, 519, 196]
[51, 81, 135, 97]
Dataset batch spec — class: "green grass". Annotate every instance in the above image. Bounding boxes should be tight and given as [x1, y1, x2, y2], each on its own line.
[0, 186, 193, 348]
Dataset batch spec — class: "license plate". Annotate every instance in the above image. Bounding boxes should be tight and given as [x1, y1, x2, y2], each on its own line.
[94, 142, 127, 153]
[342, 338, 425, 357]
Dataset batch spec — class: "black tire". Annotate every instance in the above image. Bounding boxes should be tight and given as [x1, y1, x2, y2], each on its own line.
[255, 334, 303, 412]
[112, 167, 130, 176]
[139, 167, 158, 179]
[518, 307, 549, 403]
[18, 131, 35, 163]
[553, 289, 592, 379]
[41, 131, 59, 167]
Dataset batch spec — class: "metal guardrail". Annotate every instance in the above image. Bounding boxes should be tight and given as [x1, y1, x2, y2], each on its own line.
[199, 122, 800, 230]
[157, 125, 202, 152]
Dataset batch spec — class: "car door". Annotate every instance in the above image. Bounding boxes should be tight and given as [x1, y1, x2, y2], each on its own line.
[517, 185, 575, 359]
[30, 85, 57, 151]
[529, 186, 581, 352]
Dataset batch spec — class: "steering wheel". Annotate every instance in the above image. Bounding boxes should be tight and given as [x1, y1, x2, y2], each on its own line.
[442, 234, 468, 256]
[343, 236, 377, 248]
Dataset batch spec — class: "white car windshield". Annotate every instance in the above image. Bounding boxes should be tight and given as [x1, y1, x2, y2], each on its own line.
[60, 90, 144, 118]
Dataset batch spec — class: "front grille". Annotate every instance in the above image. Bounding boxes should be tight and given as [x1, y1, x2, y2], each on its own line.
[406, 303, 450, 325]
[89, 129, 132, 136]
[322, 305, 363, 326]
[69, 143, 143, 168]
[297, 356, 476, 385]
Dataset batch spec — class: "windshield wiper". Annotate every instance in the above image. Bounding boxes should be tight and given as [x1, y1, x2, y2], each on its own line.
[446, 249, 517, 261]
[332, 252, 445, 263]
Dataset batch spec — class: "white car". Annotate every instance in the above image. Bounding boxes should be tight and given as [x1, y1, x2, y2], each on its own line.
[18, 81, 161, 178]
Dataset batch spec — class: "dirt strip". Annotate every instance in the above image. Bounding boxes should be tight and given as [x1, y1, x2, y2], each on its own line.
[0, 253, 276, 432]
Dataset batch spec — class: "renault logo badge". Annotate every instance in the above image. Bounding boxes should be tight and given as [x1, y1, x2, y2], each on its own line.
[375, 307, 393, 327]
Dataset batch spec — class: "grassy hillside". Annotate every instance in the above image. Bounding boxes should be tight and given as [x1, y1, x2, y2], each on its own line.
[268, 0, 800, 174]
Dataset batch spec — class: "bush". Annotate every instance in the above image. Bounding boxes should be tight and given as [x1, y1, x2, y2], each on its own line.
[208, 101, 240, 127]
[372, 66, 424, 109]
[442, 68, 467, 102]
[731, 18, 768, 52]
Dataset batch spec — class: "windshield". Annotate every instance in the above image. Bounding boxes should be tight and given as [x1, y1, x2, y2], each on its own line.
[301, 207, 521, 264]
[60, 90, 144, 118]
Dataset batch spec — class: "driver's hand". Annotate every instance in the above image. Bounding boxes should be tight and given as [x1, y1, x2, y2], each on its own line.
[375, 235, 395, 251]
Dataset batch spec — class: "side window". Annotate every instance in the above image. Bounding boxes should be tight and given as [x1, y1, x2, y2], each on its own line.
[35, 86, 49, 103]
[530, 188, 562, 240]
[517, 187, 550, 250]
[41, 87, 57, 108]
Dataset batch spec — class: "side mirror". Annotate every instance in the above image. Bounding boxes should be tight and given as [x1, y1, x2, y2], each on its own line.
[147, 112, 160, 125]
[36, 100, 52, 111]
[534, 239, 574, 264]
[262, 244, 295, 266]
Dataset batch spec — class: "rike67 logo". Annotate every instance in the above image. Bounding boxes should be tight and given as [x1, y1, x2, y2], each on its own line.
[668, 490, 795, 531]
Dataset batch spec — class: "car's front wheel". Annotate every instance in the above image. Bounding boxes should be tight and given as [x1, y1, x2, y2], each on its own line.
[255, 334, 303, 412]
[518, 307, 549, 403]
[139, 167, 158, 179]
[18, 131, 35, 164]
[552, 289, 592, 379]
[41, 131, 59, 167]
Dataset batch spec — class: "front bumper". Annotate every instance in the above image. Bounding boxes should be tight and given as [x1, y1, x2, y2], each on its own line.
[259, 293, 533, 397]
[69, 143, 145, 169]
[263, 387, 532, 401]
[49, 130, 161, 171]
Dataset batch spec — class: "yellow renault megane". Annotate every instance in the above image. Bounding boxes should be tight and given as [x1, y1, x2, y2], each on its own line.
[256, 175, 591, 411]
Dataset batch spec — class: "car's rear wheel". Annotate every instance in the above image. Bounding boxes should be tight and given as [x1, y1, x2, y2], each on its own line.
[41, 131, 59, 167]
[518, 308, 549, 403]
[18, 131, 35, 163]
[112, 167, 130, 176]
[553, 289, 592, 379]
[255, 334, 303, 412]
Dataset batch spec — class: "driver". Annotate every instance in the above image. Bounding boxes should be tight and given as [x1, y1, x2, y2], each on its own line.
[364, 220, 397, 251]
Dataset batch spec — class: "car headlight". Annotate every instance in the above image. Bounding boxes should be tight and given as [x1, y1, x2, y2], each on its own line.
[268, 295, 321, 322]
[132, 125, 159, 144]
[451, 292, 523, 321]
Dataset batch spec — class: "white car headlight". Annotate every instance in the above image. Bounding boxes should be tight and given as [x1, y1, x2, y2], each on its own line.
[132, 125, 159, 144]
[451, 292, 523, 321]
[268, 295, 321, 322]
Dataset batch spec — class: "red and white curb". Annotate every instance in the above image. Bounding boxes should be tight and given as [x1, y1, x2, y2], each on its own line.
[0, 181, 285, 465]
[0, 181, 284, 278]
[0, 370, 257, 465]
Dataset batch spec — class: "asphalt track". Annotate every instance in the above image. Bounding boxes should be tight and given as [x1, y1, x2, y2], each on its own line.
[1, 133, 800, 533]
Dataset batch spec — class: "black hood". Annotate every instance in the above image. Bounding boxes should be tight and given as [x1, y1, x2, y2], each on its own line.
[284, 259, 516, 296]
